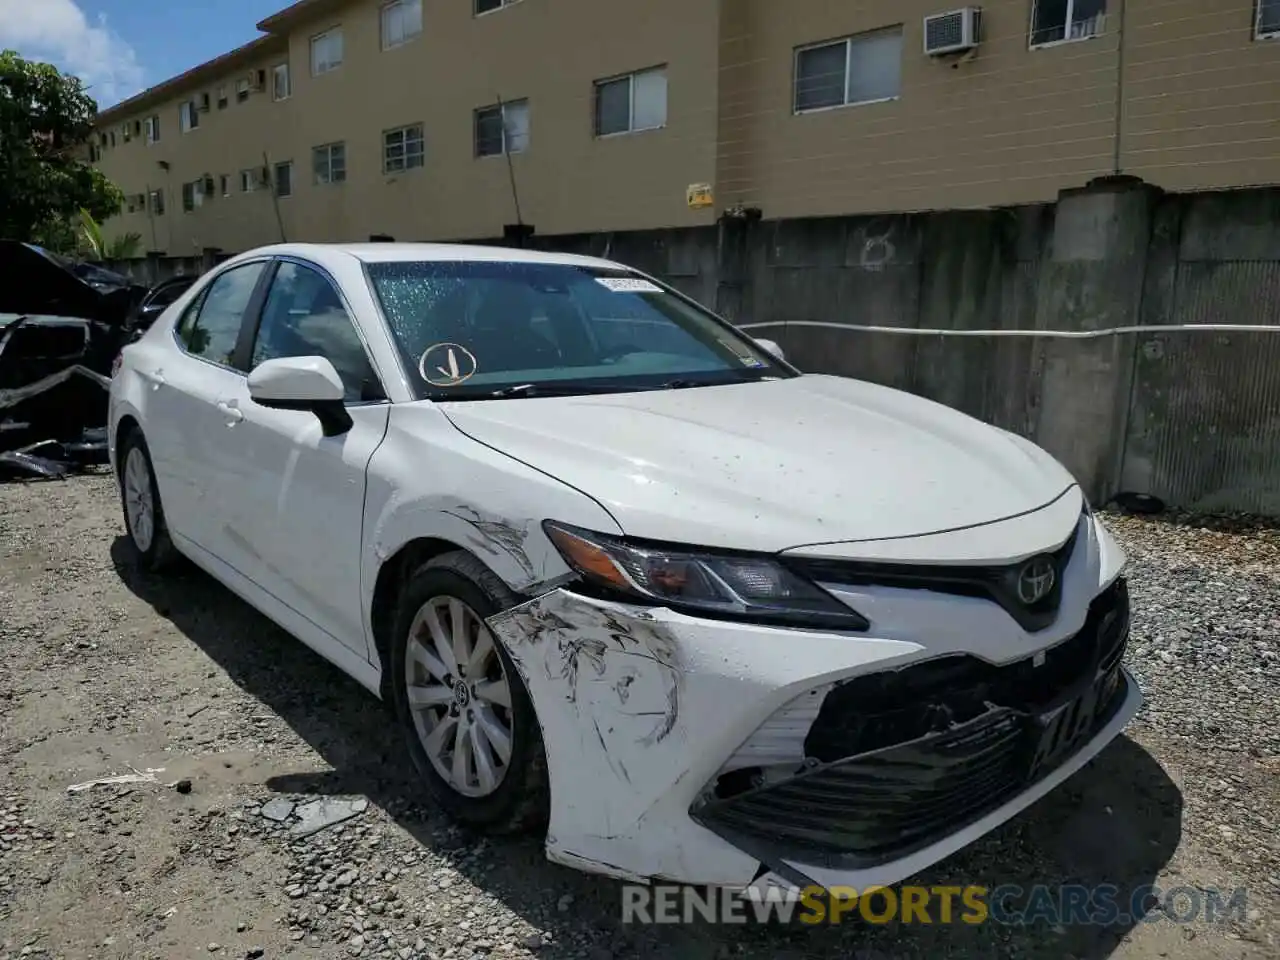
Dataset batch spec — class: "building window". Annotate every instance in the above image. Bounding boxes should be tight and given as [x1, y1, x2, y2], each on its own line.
[182, 181, 196, 212]
[150, 189, 165, 216]
[475, 0, 519, 14]
[794, 27, 903, 113]
[1030, 0, 1105, 47]
[236, 78, 251, 103]
[313, 142, 346, 184]
[121, 123, 132, 143]
[1258, 0, 1280, 39]
[274, 161, 294, 198]
[179, 99, 201, 132]
[382, 0, 422, 49]
[240, 168, 261, 193]
[383, 124, 425, 172]
[144, 115, 160, 144]
[220, 174, 230, 197]
[474, 99, 529, 157]
[273, 63, 291, 100]
[217, 85, 229, 109]
[311, 28, 344, 75]
[594, 67, 666, 137]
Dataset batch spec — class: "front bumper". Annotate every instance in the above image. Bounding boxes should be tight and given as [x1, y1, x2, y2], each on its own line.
[485, 518, 1138, 891]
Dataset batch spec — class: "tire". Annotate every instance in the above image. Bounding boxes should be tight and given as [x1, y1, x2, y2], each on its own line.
[117, 430, 179, 572]
[390, 551, 549, 834]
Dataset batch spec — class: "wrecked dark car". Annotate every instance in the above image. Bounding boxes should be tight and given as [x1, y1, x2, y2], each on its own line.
[0, 241, 149, 479]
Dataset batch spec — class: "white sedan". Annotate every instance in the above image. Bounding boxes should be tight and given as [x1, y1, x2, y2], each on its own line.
[108, 242, 1139, 893]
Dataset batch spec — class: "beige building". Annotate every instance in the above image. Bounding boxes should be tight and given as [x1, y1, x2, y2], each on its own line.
[93, 0, 1280, 254]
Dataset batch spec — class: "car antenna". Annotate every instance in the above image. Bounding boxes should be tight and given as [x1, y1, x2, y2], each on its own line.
[495, 92, 524, 245]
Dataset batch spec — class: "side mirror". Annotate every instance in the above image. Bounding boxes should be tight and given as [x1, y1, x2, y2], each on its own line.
[248, 356, 352, 437]
[753, 337, 786, 362]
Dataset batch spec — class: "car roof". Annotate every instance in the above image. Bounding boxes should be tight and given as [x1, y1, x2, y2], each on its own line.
[238, 242, 628, 272]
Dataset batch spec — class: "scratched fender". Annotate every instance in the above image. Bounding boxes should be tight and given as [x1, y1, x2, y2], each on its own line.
[485, 588, 928, 886]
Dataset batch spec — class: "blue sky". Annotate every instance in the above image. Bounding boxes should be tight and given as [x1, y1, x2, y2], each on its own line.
[0, 0, 284, 108]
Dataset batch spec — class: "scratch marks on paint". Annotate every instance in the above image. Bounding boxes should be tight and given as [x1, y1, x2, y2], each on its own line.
[490, 591, 683, 747]
[442, 505, 538, 584]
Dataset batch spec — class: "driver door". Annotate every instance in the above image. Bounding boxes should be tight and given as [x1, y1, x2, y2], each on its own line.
[218, 259, 390, 658]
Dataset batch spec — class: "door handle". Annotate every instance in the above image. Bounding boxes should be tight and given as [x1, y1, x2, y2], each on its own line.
[140, 368, 165, 389]
[216, 400, 244, 425]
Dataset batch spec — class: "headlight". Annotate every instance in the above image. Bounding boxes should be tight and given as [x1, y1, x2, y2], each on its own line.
[542, 521, 870, 630]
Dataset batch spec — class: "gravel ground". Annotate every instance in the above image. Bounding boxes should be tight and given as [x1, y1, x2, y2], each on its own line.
[1, 472, 1277, 960]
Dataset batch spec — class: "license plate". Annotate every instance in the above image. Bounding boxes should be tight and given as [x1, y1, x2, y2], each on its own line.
[1027, 674, 1111, 778]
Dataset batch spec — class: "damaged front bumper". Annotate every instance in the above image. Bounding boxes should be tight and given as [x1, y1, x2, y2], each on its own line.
[486, 530, 1139, 892]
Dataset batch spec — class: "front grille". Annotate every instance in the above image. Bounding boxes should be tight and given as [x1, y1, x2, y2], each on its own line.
[692, 577, 1130, 870]
[786, 523, 1081, 632]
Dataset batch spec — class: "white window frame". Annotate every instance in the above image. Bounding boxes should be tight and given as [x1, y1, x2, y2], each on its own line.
[220, 174, 231, 197]
[1257, 0, 1280, 39]
[593, 66, 667, 138]
[474, 99, 529, 157]
[150, 189, 165, 216]
[383, 123, 425, 173]
[474, 0, 521, 17]
[144, 115, 159, 144]
[381, 0, 423, 49]
[311, 28, 344, 76]
[1029, 0, 1106, 49]
[217, 85, 229, 109]
[235, 78, 250, 103]
[240, 168, 260, 193]
[179, 100, 200, 133]
[792, 28, 903, 115]
[313, 142, 347, 184]
[273, 63, 291, 101]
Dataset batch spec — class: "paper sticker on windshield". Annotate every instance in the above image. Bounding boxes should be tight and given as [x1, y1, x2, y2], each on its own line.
[419, 342, 478, 387]
[596, 277, 663, 294]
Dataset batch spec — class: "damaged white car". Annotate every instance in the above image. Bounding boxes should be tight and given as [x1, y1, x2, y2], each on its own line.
[108, 243, 1138, 893]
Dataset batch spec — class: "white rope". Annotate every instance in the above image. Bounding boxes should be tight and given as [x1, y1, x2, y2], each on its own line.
[737, 320, 1280, 340]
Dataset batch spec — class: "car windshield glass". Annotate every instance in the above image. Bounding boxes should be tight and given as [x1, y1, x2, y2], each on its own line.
[365, 260, 790, 399]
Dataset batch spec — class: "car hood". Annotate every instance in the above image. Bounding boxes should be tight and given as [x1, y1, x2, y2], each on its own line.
[439, 374, 1078, 553]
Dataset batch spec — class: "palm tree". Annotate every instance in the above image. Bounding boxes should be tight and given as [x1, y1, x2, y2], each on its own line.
[78, 208, 142, 261]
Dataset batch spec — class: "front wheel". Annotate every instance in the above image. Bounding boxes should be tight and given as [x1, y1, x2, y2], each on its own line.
[389, 551, 548, 833]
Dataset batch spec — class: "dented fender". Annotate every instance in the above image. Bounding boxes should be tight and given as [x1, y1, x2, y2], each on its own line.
[486, 588, 925, 887]
[359, 404, 624, 660]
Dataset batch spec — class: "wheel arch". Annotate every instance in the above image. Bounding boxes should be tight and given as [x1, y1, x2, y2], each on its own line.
[371, 537, 484, 699]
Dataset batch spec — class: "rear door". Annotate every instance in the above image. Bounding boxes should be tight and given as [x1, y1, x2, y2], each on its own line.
[215, 258, 390, 657]
[142, 260, 271, 558]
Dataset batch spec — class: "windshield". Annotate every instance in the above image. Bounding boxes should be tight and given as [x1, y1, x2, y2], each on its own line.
[365, 260, 791, 399]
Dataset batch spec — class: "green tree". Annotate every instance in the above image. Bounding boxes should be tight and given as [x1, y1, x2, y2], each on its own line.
[0, 51, 124, 242]
[78, 208, 141, 260]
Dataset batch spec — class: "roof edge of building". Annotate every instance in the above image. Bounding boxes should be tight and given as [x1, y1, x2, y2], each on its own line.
[256, 0, 350, 33]
[95, 33, 288, 126]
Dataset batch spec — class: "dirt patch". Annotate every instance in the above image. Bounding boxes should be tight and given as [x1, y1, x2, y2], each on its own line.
[0, 473, 1276, 959]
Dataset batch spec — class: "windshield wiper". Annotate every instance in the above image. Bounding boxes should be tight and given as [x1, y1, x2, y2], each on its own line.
[481, 383, 627, 399]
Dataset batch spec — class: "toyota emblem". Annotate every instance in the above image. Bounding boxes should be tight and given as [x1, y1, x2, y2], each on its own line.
[1016, 557, 1056, 605]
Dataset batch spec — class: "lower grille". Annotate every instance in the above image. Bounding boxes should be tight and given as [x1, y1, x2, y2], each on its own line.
[691, 577, 1131, 869]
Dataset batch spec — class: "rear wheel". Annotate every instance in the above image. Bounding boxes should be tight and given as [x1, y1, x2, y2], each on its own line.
[118, 431, 178, 572]
[389, 551, 548, 833]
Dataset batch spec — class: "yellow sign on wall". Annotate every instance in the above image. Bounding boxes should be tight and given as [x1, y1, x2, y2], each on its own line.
[687, 183, 714, 209]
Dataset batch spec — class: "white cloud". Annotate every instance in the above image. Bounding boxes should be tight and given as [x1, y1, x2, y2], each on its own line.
[0, 0, 145, 106]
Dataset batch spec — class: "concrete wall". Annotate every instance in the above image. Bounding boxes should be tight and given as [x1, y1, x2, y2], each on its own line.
[115, 180, 1280, 515]
[506, 181, 1280, 514]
